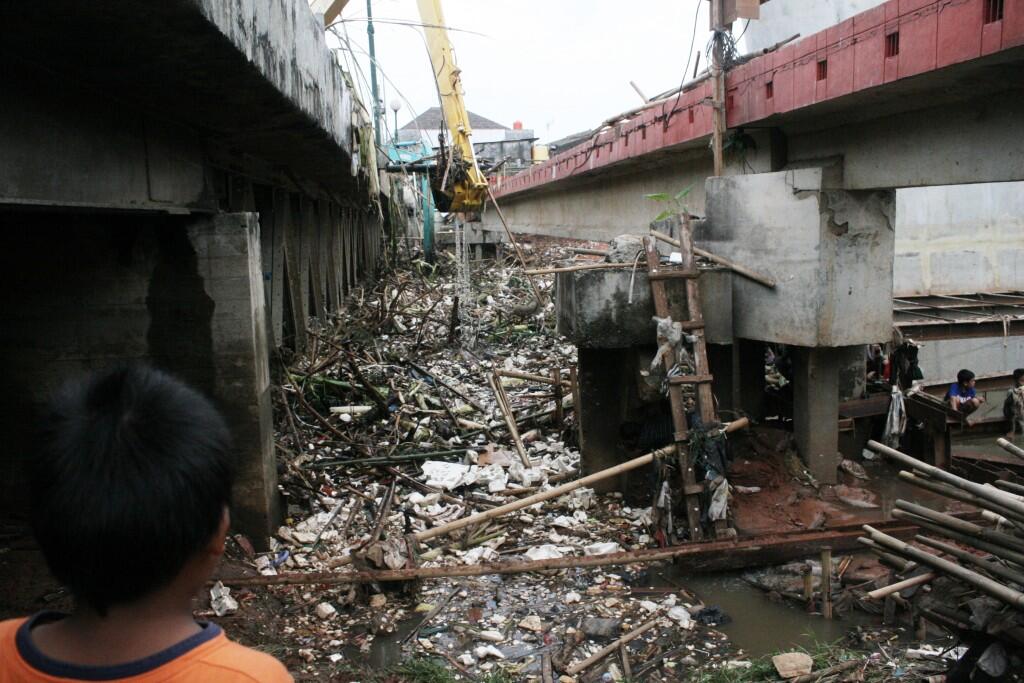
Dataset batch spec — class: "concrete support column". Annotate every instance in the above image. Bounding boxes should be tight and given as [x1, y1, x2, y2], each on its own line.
[792, 346, 841, 484]
[188, 213, 278, 544]
[734, 338, 766, 421]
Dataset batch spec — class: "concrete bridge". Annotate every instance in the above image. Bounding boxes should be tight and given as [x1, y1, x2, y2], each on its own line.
[0, 0, 388, 539]
[484, 0, 1024, 483]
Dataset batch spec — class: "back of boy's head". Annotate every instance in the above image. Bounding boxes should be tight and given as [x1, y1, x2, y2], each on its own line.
[30, 365, 234, 615]
[1014, 368, 1024, 383]
[957, 368, 975, 386]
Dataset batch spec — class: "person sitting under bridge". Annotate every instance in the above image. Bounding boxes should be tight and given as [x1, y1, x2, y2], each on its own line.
[946, 368, 985, 415]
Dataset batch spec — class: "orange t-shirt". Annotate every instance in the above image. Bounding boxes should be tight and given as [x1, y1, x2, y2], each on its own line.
[0, 614, 292, 682]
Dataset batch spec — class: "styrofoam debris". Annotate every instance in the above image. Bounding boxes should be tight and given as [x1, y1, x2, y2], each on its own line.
[584, 541, 622, 556]
[315, 602, 337, 619]
[209, 581, 238, 617]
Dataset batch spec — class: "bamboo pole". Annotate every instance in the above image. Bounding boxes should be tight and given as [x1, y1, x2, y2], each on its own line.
[867, 440, 1024, 518]
[917, 535, 1024, 586]
[891, 510, 1024, 566]
[863, 525, 1024, 609]
[997, 437, 1024, 462]
[495, 368, 572, 387]
[821, 547, 833, 619]
[996, 480, 1024, 496]
[865, 572, 937, 600]
[524, 262, 641, 276]
[898, 471, 1024, 526]
[893, 499, 1024, 554]
[565, 617, 662, 676]
[649, 229, 776, 288]
[570, 247, 609, 256]
[489, 372, 531, 468]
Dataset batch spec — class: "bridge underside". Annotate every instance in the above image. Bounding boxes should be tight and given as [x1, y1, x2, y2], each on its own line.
[0, 1, 382, 543]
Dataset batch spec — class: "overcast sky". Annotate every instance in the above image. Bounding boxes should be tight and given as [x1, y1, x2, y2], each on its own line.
[332, 0, 711, 144]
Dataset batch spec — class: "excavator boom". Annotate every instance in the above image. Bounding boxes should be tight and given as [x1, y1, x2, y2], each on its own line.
[416, 0, 488, 213]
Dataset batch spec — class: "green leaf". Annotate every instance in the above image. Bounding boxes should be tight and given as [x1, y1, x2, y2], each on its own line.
[644, 192, 670, 202]
[674, 182, 695, 201]
[653, 209, 674, 222]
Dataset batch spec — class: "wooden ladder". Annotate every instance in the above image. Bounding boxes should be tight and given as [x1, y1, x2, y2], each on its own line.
[643, 214, 721, 542]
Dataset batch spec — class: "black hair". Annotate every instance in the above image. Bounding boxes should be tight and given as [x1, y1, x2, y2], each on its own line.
[29, 365, 233, 614]
[1014, 368, 1024, 383]
[957, 369, 975, 386]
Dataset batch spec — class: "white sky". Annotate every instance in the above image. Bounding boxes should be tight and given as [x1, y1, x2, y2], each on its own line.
[332, 0, 711, 144]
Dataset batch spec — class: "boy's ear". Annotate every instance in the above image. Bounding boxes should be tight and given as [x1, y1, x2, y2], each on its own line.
[207, 506, 230, 557]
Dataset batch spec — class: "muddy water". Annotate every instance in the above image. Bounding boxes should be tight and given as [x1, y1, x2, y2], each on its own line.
[663, 570, 874, 658]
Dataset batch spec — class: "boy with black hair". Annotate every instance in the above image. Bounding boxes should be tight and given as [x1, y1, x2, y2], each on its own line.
[1004, 368, 1024, 437]
[0, 365, 291, 682]
[946, 368, 985, 415]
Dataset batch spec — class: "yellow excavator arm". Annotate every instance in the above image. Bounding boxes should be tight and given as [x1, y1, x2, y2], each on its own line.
[416, 0, 488, 213]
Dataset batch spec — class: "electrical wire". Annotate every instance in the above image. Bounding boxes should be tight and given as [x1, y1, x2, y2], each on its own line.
[662, 0, 705, 126]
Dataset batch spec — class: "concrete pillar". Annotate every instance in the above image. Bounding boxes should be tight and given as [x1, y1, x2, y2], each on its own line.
[792, 346, 841, 484]
[188, 213, 279, 544]
[734, 338, 766, 420]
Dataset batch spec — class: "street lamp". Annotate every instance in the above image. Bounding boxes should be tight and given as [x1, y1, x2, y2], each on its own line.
[390, 99, 401, 144]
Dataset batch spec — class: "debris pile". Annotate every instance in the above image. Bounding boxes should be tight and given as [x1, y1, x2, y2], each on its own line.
[856, 439, 1024, 679]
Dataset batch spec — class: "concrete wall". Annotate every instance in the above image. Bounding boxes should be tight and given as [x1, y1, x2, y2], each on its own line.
[737, 0, 885, 54]
[0, 212, 276, 536]
[894, 182, 1024, 296]
[701, 168, 895, 347]
[918, 336, 1024, 382]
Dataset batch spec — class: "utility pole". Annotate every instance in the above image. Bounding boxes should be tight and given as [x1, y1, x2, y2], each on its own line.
[366, 0, 381, 149]
[709, 0, 727, 177]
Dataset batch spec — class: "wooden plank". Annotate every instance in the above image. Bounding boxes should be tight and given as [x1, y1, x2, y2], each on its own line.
[669, 373, 715, 385]
[680, 215, 718, 428]
[647, 268, 700, 280]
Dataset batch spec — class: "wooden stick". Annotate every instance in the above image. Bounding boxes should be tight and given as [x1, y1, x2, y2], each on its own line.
[893, 499, 1024, 554]
[997, 437, 1024, 462]
[565, 617, 661, 676]
[649, 229, 776, 288]
[898, 471, 1024, 526]
[865, 572, 937, 600]
[406, 361, 488, 414]
[496, 368, 572, 387]
[820, 547, 833, 619]
[570, 366, 583, 447]
[916, 535, 1024, 586]
[570, 247, 609, 256]
[524, 261, 642, 276]
[863, 524, 1024, 609]
[867, 440, 1024, 518]
[489, 372, 531, 468]
[552, 367, 564, 427]
[891, 510, 1024, 566]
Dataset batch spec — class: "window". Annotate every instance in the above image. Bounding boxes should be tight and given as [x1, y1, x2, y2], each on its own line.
[766, 81, 774, 99]
[688, 108, 695, 124]
[726, 93, 734, 110]
[816, 59, 828, 81]
[984, 0, 1004, 24]
[885, 31, 899, 58]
